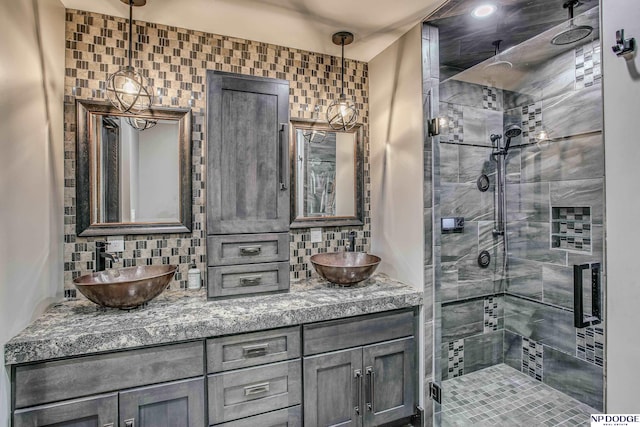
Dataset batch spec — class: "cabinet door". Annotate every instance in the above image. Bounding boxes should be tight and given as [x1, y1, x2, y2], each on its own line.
[119, 378, 205, 427]
[303, 348, 363, 427]
[13, 393, 117, 427]
[207, 71, 290, 235]
[362, 337, 415, 426]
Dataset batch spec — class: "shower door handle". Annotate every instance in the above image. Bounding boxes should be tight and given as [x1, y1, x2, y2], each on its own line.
[573, 263, 602, 328]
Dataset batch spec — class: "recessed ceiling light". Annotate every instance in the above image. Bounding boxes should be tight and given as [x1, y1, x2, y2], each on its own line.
[472, 4, 497, 18]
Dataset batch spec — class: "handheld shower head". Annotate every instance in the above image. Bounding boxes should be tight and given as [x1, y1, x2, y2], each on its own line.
[503, 124, 522, 152]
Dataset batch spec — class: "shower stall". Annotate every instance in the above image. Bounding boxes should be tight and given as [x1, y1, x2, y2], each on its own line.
[423, 3, 605, 425]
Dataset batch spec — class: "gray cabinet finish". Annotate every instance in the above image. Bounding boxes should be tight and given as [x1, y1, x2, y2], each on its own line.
[208, 360, 302, 424]
[13, 393, 117, 427]
[215, 405, 301, 427]
[207, 326, 300, 373]
[119, 378, 205, 427]
[207, 233, 289, 266]
[362, 337, 416, 426]
[303, 310, 418, 427]
[207, 262, 289, 298]
[14, 341, 204, 409]
[303, 348, 363, 427]
[206, 71, 290, 235]
[303, 309, 414, 356]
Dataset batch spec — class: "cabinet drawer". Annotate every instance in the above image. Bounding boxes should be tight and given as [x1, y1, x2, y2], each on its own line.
[208, 360, 301, 424]
[207, 327, 300, 373]
[303, 309, 415, 355]
[13, 393, 118, 427]
[213, 405, 301, 427]
[208, 262, 289, 298]
[207, 233, 289, 266]
[14, 341, 204, 409]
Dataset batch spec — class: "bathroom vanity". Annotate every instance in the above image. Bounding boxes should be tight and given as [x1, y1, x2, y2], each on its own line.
[5, 275, 422, 427]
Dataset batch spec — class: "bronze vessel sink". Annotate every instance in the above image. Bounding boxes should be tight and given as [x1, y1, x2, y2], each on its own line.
[73, 265, 177, 309]
[310, 252, 381, 285]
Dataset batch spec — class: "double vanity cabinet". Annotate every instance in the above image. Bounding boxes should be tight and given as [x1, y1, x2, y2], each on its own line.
[7, 283, 421, 427]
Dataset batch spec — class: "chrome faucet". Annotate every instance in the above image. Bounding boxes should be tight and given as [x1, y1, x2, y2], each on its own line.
[95, 242, 119, 272]
[348, 231, 356, 252]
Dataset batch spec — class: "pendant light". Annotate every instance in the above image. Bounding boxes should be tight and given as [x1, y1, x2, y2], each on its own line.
[326, 32, 358, 131]
[105, 0, 154, 118]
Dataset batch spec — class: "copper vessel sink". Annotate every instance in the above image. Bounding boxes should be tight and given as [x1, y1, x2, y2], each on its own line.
[310, 252, 381, 285]
[73, 265, 177, 309]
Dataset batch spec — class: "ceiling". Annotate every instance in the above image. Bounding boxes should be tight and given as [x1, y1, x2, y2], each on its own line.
[426, 0, 599, 77]
[60, 0, 447, 62]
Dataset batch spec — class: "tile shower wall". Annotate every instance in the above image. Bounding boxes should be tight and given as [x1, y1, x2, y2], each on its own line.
[63, 10, 370, 291]
[502, 37, 604, 411]
[431, 32, 604, 411]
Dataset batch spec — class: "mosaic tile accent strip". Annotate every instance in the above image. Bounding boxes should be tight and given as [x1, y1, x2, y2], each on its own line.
[63, 9, 370, 290]
[522, 338, 544, 381]
[447, 339, 465, 378]
[441, 102, 464, 143]
[575, 41, 602, 90]
[521, 101, 542, 144]
[577, 325, 604, 367]
[482, 86, 499, 111]
[484, 296, 500, 332]
[551, 207, 592, 253]
[289, 228, 371, 279]
[441, 364, 599, 426]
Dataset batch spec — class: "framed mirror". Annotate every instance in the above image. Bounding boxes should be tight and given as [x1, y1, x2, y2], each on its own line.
[289, 119, 364, 228]
[76, 100, 192, 236]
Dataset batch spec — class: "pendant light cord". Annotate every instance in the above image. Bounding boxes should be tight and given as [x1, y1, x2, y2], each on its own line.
[341, 37, 345, 97]
[128, 0, 133, 68]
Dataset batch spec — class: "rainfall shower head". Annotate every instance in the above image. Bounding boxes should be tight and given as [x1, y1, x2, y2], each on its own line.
[503, 124, 522, 152]
[551, 0, 593, 46]
[484, 40, 513, 71]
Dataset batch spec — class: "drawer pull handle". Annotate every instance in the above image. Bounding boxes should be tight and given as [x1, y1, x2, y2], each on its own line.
[239, 246, 262, 256]
[354, 369, 362, 415]
[103, 424, 114, 427]
[240, 275, 262, 286]
[243, 343, 270, 357]
[124, 419, 135, 427]
[366, 366, 375, 412]
[244, 382, 270, 396]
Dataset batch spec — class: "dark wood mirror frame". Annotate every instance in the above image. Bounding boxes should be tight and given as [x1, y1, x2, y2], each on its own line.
[289, 119, 364, 229]
[76, 100, 192, 236]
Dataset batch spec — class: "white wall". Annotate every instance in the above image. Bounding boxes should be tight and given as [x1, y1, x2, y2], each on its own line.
[602, 0, 640, 412]
[335, 132, 355, 216]
[0, 0, 65, 424]
[369, 23, 424, 290]
[137, 122, 180, 221]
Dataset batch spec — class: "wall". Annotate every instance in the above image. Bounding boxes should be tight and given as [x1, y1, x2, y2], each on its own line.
[602, 0, 640, 412]
[369, 20, 426, 411]
[63, 10, 370, 292]
[137, 122, 179, 221]
[0, 0, 65, 424]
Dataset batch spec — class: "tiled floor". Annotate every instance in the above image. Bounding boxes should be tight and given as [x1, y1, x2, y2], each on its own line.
[440, 364, 599, 426]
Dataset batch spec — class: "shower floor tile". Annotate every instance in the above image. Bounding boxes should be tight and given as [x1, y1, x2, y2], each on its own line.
[441, 364, 599, 426]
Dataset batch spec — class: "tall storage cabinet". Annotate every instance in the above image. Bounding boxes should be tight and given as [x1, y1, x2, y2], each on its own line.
[206, 71, 290, 299]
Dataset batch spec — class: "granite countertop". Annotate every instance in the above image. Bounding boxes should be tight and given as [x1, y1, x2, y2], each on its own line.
[4, 274, 422, 365]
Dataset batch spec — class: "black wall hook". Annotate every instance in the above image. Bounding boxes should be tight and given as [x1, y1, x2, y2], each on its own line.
[612, 29, 636, 60]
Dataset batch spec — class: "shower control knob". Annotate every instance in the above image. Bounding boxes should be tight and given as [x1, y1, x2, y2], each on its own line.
[478, 250, 491, 268]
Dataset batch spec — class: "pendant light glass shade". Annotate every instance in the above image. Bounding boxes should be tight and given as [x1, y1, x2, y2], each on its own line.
[327, 32, 358, 131]
[105, 0, 153, 115]
[106, 66, 153, 114]
[327, 94, 358, 131]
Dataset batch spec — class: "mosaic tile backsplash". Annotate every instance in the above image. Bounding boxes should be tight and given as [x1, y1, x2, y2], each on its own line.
[63, 10, 370, 290]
